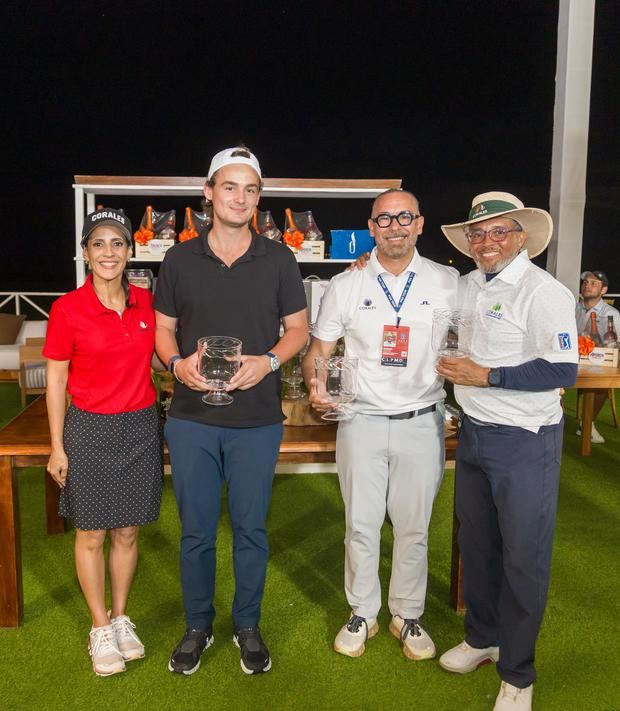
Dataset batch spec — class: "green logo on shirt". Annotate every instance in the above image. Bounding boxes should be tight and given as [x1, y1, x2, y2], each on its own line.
[486, 303, 504, 320]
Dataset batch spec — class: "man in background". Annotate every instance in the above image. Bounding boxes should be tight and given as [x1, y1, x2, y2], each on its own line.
[575, 269, 619, 443]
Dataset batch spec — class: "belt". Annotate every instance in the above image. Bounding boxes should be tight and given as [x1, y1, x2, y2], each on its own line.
[388, 404, 436, 420]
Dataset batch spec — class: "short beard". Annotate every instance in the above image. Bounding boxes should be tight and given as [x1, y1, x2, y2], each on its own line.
[474, 250, 521, 274]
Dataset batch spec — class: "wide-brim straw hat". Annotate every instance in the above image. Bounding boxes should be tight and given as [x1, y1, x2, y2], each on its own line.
[441, 191, 553, 258]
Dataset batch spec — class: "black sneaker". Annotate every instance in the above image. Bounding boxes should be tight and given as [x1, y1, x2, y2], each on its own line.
[168, 628, 213, 675]
[233, 626, 272, 675]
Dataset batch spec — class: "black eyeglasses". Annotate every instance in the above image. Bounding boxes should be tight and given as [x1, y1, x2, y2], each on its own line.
[465, 226, 522, 244]
[371, 211, 420, 228]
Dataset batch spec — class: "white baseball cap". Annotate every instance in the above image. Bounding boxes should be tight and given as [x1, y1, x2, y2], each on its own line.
[207, 146, 262, 180]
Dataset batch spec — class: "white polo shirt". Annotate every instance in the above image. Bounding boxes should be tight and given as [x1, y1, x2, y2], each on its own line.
[575, 299, 620, 342]
[312, 248, 459, 415]
[455, 250, 579, 428]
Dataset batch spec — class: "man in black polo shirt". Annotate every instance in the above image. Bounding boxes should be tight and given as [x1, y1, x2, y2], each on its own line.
[154, 146, 308, 676]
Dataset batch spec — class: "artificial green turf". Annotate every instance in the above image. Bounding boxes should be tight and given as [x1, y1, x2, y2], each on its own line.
[0, 385, 618, 710]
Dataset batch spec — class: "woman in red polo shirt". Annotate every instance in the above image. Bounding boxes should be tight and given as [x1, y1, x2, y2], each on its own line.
[44, 208, 163, 677]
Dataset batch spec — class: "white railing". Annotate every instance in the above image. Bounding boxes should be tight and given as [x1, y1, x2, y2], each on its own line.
[0, 292, 65, 319]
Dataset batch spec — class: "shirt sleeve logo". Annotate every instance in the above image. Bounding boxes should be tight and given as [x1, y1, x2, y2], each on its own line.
[558, 332, 571, 350]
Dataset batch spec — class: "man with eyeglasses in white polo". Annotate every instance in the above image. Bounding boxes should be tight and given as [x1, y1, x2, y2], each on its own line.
[302, 189, 458, 662]
[436, 193, 578, 711]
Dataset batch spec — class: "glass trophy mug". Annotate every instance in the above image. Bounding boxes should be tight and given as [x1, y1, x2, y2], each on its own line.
[431, 309, 474, 358]
[314, 356, 359, 421]
[197, 336, 242, 406]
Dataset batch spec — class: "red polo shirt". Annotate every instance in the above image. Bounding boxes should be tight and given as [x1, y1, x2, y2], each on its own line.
[43, 277, 156, 414]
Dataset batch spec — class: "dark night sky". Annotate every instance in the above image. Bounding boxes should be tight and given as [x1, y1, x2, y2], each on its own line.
[3, 0, 618, 294]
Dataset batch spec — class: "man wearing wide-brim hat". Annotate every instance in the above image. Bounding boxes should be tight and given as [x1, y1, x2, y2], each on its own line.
[436, 192, 579, 711]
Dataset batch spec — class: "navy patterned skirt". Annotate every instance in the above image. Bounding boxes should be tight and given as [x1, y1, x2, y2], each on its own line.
[60, 404, 163, 530]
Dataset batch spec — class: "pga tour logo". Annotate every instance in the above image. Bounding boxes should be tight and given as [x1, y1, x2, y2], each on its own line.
[558, 333, 571, 350]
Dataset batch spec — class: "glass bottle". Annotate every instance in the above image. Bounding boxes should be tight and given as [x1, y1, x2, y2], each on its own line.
[304, 211, 323, 241]
[585, 311, 601, 345]
[262, 210, 282, 241]
[603, 315, 618, 347]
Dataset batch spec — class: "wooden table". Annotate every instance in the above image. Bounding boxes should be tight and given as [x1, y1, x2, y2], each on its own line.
[0, 397, 457, 627]
[572, 364, 620, 456]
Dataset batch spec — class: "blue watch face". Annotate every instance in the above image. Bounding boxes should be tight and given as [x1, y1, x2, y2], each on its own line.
[488, 368, 501, 386]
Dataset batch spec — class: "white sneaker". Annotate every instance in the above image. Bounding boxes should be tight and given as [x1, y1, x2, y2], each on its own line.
[493, 681, 533, 710]
[88, 624, 126, 676]
[576, 424, 605, 443]
[389, 615, 435, 660]
[439, 640, 499, 673]
[333, 613, 378, 657]
[110, 613, 145, 661]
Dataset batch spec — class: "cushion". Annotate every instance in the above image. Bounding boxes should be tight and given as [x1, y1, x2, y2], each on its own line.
[0, 314, 27, 345]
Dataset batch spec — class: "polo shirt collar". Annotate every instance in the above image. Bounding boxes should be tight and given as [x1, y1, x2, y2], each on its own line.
[194, 226, 265, 263]
[473, 249, 530, 287]
[81, 274, 135, 316]
[367, 248, 419, 279]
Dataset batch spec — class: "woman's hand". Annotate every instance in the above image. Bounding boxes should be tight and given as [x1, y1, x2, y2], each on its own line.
[47, 448, 69, 488]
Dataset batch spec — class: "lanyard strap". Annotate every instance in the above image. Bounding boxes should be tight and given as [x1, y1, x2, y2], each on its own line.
[377, 272, 414, 327]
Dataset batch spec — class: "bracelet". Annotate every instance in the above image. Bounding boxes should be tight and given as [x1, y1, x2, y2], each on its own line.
[172, 359, 185, 384]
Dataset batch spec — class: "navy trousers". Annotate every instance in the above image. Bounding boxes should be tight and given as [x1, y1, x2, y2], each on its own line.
[165, 416, 283, 630]
[455, 414, 563, 688]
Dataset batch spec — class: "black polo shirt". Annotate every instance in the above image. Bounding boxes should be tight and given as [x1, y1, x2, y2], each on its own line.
[154, 228, 307, 427]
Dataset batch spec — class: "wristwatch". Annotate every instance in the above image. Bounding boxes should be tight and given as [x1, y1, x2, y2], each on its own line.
[487, 368, 502, 387]
[266, 351, 280, 372]
[167, 355, 182, 373]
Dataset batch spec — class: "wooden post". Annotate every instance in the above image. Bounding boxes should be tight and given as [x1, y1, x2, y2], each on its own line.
[0, 456, 23, 626]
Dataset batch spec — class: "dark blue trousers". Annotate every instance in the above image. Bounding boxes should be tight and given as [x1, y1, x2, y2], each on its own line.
[455, 414, 563, 688]
[165, 416, 283, 630]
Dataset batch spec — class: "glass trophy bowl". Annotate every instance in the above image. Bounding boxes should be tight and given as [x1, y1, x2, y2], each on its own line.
[314, 356, 359, 421]
[282, 352, 305, 400]
[197, 336, 242, 406]
[432, 309, 474, 358]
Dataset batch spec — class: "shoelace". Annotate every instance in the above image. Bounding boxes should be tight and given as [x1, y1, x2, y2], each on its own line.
[346, 615, 367, 635]
[90, 627, 122, 658]
[236, 627, 269, 657]
[236, 627, 262, 645]
[500, 683, 521, 701]
[112, 616, 141, 645]
[399, 618, 421, 642]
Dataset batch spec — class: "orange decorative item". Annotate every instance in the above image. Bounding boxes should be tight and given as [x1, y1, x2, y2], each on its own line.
[179, 207, 199, 242]
[578, 335, 595, 356]
[283, 208, 305, 250]
[134, 205, 155, 245]
[251, 209, 260, 235]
